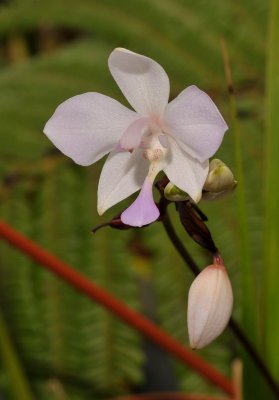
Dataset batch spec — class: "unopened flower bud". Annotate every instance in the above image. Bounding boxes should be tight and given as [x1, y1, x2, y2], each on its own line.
[203, 159, 237, 194]
[187, 263, 233, 349]
[164, 182, 189, 201]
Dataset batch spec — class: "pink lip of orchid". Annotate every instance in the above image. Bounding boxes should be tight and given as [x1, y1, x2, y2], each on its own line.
[43, 48, 228, 227]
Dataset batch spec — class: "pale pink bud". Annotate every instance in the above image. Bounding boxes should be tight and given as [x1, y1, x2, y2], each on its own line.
[187, 263, 233, 349]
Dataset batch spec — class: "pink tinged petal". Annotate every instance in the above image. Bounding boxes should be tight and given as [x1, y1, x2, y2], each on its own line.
[163, 136, 209, 202]
[164, 85, 228, 163]
[121, 178, 159, 227]
[44, 92, 139, 166]
[108, 48, 170, 117]
[158, 134, 169, 148]
[119, 117, 148, 151]
[97, 149, 148, 215]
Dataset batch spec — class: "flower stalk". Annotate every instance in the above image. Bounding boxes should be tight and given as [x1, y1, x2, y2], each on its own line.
[160, 206, 279, 398]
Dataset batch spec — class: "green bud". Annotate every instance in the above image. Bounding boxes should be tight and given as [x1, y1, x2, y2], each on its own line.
[164, 182, 189, 201]
[202, 185, 237, 201]
[203, 159, 237, 193]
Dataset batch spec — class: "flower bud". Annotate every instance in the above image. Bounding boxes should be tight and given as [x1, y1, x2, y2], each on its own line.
[201, 188, 236, 201]
[164, 182, 189, 201]
[187, 263, 233, 349]
[164, 182, 202, 203]
[203, 159, 237, 194]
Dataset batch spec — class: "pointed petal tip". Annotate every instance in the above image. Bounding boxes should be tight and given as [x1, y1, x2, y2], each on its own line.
[97, 203, 106, 216]
[191, 190, 203, 203]
[108, 47, 170, 116]
[113, 47, 133, 54]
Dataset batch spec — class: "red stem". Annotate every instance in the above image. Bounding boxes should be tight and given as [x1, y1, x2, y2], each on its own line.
[0, 220, 234, 397]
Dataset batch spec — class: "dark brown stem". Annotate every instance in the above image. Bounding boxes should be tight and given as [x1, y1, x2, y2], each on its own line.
[161, 209, 279, 399]
[161, 209, 200, 276]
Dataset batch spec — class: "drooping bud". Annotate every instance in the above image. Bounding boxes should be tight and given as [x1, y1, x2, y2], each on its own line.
[176, 201, 217, 253]
[187, 262, 233, 349]
[202, 159, 237, 200]
[164, 182, 189, 201]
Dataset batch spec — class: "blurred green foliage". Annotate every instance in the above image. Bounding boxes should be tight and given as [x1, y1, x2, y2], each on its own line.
[0, 0, 275, 399]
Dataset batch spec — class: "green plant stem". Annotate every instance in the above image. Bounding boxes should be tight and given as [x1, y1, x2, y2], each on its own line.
[230, 96, 256, 336]
[160, 210, 279, 399]
[221, 38, 256, 337]
[264, 0, 279, 378]
[0, 312, 34, 400]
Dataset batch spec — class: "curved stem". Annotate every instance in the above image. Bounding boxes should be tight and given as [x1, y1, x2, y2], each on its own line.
[161, 209, 279, 399]
[161, 211, 200, 277]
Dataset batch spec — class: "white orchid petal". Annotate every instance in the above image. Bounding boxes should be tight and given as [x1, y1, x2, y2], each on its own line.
[119, 117, 148, 151]
[165, 85, 228, 163]
[108, 48, 170, 117]
[97, 149, 148, 215]
[187, 264, 233, 349]
[44, 92, 138, 166]
[164, 136, 209, 202]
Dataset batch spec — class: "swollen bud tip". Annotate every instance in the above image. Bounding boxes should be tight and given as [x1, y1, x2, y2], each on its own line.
[202, 159, 237, 200]
[187, 263, 233, 349]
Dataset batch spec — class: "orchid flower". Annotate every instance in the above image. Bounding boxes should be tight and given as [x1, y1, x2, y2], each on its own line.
[44, 48, 228, 227]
